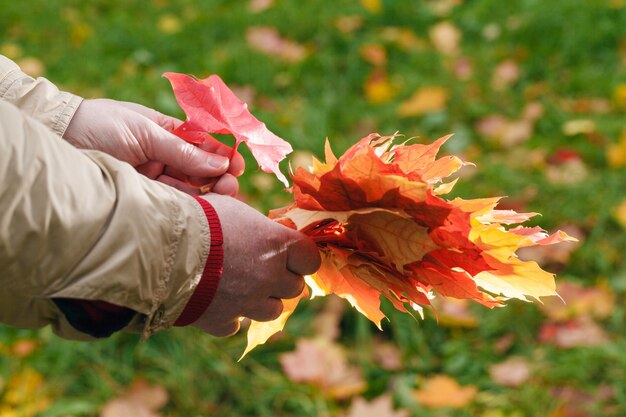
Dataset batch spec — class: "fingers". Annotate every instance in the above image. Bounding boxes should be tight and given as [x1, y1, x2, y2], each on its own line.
[286, 233, 322, 276]
[156, 175, 200, 195]
[196, 135, 246, 176]
[161, 168, 238, 196]
[144, 127, 231, 178]
[212, 174, 239, 196]
[271, 273, 306, 300]
[205, 319, 241, 337]
[245, 297, 284, 322]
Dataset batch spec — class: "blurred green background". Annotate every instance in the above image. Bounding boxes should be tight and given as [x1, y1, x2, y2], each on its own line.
[1, 0, 626, 416]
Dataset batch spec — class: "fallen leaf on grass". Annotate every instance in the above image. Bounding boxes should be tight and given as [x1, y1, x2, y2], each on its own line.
[16, 57, 45, 77]
[334, 15, 364, 34]
[157, 14, 182, 34]
[489, 356, 531, 387]
[248, 0, 274, 13]
[0, 368, 51, 417]
[452, 57, 473, 80]
[280, 338, 366, 399]
[562, 119, 596, 136]
[10, 339, 38, 358]
[492, 59, 520, 91]
[364, 69, 397, 104]
[427, 0, 463, 17]
[539, 317, 609, 348]
[345, 395, 409, 417]
[475, 103, 543, 147]
[379, 27, 426, 51]
[549, 385, 616, 417]
[429, 21, 461, 55]
[100, 379, 168, 417]
[606, 128, 626, 168]
[372, 338, 403, 370]
[246, 26, 308, 63]
[613, 83, 626, 110]
[398, 86, 449, 117]
[560, 97, 611, 114]
[360, 43, 388, 66]
[312, 295, 346, 341]
[613, 198, 626, 227]
[414, 374, 478, 409]
[0, 42, 22, 59]
[360, 0, 382, 14]
[545, 152, 588, 185]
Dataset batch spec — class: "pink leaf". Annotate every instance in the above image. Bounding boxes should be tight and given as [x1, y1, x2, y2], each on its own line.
[164, 72, 293, 186]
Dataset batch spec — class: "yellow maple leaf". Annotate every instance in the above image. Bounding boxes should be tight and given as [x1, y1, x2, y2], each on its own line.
[414, 374, 478, 409]
[607, 128, 626, 168]
[397, 86, 449, 117]
[364, 69, 396, 104]
[242, 287, 308, 359]
[360, 0, 382, 14]
[613, 83, 626, 109]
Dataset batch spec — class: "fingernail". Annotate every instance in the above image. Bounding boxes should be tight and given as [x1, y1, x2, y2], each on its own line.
[208, 156, 229, 170]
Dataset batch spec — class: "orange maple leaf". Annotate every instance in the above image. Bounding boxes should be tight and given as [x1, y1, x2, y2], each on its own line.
[244, 133, 576, 355]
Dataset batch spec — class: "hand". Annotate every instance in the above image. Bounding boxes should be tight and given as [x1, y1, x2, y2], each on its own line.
[63, 98, 245, 196]
[191, 194, 321, 337]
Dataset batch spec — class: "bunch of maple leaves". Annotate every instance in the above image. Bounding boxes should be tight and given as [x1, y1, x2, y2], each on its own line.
[164, 72, 576, 356]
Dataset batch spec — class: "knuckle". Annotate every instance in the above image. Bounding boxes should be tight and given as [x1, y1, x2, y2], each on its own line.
[178, 143, 199, 164]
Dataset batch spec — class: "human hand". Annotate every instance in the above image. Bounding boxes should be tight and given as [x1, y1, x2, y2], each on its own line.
[191, 194, 321, 337]
[63, 98, 245, 196]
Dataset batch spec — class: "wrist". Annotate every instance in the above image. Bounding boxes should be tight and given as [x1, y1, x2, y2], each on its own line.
[174, 196, 224, 326]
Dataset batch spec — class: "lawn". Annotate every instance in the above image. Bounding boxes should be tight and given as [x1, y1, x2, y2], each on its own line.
[1, 0, 625, 416]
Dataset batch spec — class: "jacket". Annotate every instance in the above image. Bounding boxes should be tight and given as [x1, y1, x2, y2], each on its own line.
[0, 55, 219, 340]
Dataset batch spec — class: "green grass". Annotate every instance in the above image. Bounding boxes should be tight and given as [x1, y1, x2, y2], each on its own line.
[1, 0, 626, 416]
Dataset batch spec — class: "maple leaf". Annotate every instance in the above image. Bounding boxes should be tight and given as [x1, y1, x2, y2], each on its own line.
[244, 133, 576, 355]
[489, 356, 532, 387]
[279, 338, 366, 399]
[100, 379, 169, 417]
[164, 72, 292, 186]
[346, 395, 409, 417]
[414, 374, 478, 409]
[241, 286, 308, 359]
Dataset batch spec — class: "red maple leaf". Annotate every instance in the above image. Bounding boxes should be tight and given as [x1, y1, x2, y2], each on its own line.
[164, 72, 293, 186]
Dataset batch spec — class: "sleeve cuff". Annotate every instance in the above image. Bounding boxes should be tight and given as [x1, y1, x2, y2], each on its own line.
[174, 197, 224, 326]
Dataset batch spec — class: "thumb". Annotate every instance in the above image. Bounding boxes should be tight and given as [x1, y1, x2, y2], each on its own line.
[142, 123, 230, 178]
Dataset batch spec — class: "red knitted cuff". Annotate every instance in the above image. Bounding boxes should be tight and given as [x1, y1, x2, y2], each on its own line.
[174, 197, 224, 326]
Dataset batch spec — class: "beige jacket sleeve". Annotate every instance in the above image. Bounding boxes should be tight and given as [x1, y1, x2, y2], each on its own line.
[0, 98, 212, 340]
[0, 55, 83, 137]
